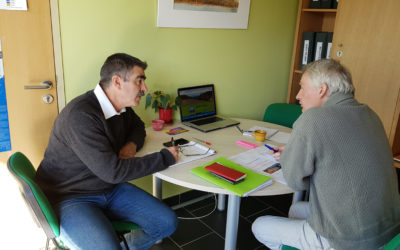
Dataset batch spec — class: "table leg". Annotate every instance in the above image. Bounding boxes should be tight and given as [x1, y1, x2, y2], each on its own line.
[224, 194, 241, 250]
[218, 194, 226, 211]
[152, 175, 164, 244]
[152, 175, 162, 200]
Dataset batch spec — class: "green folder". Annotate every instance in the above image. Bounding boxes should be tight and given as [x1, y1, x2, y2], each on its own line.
[190, 157, 273, 197]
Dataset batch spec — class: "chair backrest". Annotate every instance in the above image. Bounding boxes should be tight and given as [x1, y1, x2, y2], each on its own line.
[263, 103, 302, 128]
[7, 152, 60, 238]
[384, 233, 400, 250]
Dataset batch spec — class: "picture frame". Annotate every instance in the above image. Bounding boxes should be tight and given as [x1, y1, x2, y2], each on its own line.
[157, 0, 251, 29]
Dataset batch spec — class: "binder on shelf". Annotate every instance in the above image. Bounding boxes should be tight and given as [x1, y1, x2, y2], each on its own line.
[326, 32, 333, 59]
[190, 157, 273, 197]
[314, 32, 329, 61]
[320, 0, 332, 9]
[300, 32, 315, 70]
[332, 0, 338, 9]
[309, 0, 321, 8]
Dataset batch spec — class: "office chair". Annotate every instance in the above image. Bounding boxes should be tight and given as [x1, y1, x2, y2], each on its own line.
[384, 233, 400, 250]
[281, 246, 298, 250]
[263, 103, 302, 128]
[264, 103, 303, 250]
[7, 152, 139, 250]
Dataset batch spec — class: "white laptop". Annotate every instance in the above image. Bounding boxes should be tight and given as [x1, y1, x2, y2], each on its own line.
[177, 84, 239, 133]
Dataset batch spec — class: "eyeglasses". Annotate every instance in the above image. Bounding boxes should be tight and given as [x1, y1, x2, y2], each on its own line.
[178, 142, 211, 157]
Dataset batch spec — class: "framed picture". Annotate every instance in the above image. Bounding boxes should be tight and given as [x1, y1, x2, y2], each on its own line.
[157, 0, 251, 29]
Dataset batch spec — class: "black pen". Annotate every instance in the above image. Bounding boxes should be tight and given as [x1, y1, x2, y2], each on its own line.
[171, 137, 175, 146]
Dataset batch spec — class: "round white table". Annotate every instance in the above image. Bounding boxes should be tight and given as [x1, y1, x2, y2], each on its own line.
[137, 118, 294, 250]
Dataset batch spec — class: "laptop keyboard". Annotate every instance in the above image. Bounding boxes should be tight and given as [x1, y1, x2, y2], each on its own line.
[192, 116, 223, 126]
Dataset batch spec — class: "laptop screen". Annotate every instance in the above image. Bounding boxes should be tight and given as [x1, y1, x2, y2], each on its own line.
[177, 84, 217, 121]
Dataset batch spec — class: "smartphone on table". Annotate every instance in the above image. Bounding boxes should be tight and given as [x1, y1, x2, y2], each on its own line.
[163, 138, 189, 147]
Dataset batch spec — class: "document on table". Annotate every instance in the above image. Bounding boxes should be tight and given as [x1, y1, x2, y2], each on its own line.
[269, 131, 291, 144]
[172, 141, 216, 167]
[243, 126, 291, 144]
[243, 126, 279, 140]
[228, 146, 287, 185]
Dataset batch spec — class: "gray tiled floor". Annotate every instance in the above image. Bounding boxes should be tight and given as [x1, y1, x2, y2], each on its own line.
[150, 191, 293, 250]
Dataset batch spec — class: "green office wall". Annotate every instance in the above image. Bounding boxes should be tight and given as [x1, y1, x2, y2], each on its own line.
[57, 0, 298, 197]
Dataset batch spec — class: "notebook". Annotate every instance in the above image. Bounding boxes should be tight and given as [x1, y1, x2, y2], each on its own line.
[191, 157, 273, 197]
[177, 84, 239, 132]
[205, 162, 247, 182]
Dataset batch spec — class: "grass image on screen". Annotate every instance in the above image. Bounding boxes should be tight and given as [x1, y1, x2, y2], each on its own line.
[179, 86, 215, 120]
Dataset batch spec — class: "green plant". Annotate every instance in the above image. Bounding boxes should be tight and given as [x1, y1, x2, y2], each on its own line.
[145, 90, 181, 112]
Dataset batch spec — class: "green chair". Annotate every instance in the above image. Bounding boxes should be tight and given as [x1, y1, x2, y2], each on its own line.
[264, 103, 302, 250]
[384, 233, 400, 250]
[282, 246, 298, 250]
[263, 103, 302, 128]
[7, 152, 139, 250]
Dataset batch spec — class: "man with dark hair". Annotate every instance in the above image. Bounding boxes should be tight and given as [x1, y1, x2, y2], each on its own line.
[252, 59, 400, 250]
[36, 53, 179, 249]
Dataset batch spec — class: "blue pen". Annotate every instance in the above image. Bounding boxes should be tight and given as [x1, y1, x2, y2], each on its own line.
[264, 144, 278, 153]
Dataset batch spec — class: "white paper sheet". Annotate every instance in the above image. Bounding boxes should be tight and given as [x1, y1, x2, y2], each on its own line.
[171, 141, 216, 167]
[228, 146, 287, 185]
[269, 131, 291, 144]
[242, 126, 279, 140]
[242, 126, 291, 144]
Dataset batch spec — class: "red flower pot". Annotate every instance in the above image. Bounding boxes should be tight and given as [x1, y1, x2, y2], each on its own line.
[159, 108, 172, 123]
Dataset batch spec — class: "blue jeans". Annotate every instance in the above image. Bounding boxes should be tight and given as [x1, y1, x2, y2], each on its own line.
[55, 183, 178, 250]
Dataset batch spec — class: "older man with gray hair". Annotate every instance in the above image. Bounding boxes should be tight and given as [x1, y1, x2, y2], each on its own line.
[252, 59, 400, 250]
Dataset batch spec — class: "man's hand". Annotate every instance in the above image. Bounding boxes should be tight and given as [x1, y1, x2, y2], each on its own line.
[272, 146, 285, 160]
[166, 146, 179, 163]
[119, 142, 137, 159]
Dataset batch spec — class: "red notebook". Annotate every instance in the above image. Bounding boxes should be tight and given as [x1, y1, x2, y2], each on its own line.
[205, 162, 247, 182]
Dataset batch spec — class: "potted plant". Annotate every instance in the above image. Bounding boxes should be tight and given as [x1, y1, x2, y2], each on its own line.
[145, 90, 180, 123]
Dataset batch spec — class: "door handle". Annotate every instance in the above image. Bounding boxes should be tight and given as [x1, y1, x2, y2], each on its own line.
[24, 81, 52, 90]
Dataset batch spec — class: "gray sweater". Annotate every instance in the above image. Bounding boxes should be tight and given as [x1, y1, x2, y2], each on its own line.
[36, 90, 175, 204]
[281, 93, 400, 250]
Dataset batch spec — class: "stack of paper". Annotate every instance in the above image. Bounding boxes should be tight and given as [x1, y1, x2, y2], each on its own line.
[229, 146, 287, 185]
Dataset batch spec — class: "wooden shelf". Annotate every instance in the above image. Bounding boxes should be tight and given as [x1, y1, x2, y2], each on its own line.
[302, 9, 337, 13]
[289, 0, 400, 180]
[287, 0, 337, 104]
